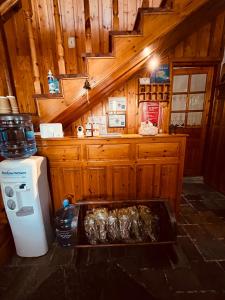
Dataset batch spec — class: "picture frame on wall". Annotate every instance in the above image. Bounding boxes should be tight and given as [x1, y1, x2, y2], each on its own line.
[150, 64, 170, 83]
[108, 114, 126, 128]
[108, 97, 127, 111]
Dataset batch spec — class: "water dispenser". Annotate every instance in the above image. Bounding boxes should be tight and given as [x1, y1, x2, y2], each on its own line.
[0, 156, 53, 257]
[0, 114, 53, 257]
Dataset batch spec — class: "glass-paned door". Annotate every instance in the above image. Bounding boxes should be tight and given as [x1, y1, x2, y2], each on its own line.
[170, 67, 213, 176]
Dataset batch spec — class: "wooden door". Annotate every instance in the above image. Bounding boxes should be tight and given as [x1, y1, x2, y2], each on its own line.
[170, 67, 213, 176]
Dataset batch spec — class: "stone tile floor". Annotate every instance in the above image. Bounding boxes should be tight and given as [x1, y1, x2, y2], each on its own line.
[1, 180, 225, 299]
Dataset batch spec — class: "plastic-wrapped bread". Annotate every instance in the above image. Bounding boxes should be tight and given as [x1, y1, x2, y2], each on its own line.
[138, 205, 158, 242]
[93, 208, 108, 243]
[128, 206, 142, 241]
[118, 208, 132, 241]
[107, 209, 120, 241]
[84, 211, 97, 244]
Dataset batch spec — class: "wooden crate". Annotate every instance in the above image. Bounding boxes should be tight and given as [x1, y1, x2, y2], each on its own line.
[75, 199, 177, 248]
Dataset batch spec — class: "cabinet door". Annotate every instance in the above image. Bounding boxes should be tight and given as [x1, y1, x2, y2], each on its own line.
[50, 167, 82, 210]
[83, 167, 107, 200]
[112, 165, 136, 200]
[136, 164, 178, 212]
[160, 164, 178, 212]
[136, 165, 155, 199]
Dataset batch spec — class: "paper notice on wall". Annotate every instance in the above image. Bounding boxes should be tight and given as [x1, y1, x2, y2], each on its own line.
[140, 102, 160, 126]
[108, 97, 127, 111]
[87, 115, 107, 134]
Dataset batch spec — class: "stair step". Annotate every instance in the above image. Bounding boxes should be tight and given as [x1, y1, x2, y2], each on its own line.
[109, 31, 142, 52]
[160, 0, 173, 9]
[85, 53, 115, 59]
[33, 93, 63, 99]
[134, 7, 174, 32]
[57, 73, 88, 79]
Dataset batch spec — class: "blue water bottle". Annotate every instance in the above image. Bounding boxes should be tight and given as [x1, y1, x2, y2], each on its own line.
[55, 199, 79, 247]
[47, 70, 55, 94]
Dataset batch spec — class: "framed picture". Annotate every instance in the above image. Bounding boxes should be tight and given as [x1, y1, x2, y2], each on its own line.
[108, 114, 126, 128]
[150, 64, 170, 83]
[108, 97, 126, 111]
[139, 77, 150, 85]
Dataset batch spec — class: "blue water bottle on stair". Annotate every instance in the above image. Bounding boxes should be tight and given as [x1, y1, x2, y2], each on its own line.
[55, 199, 79, 247]
[47, 70, 55, 94]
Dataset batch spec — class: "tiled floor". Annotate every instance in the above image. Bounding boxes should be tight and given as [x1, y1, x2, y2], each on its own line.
[1, 180, 225, 300]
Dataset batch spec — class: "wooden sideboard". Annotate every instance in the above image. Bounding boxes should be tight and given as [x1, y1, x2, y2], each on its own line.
[36, 134, 186, 215]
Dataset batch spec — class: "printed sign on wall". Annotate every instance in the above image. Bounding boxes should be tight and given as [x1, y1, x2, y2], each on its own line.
[140, 102, 160, 126]
[108, 97, 127, 111]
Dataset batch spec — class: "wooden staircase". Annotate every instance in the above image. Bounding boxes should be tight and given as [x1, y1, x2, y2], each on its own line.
[34, 0, 225, 127]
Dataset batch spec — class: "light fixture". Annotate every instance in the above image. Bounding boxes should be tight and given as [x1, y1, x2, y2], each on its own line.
[143, 47, 152, 56]
[83, 79, 91, 103]
[148, 55, 160, 71]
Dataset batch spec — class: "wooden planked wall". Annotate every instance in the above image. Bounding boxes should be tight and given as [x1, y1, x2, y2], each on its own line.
[0, 30, 8, 96]
[170, 13, 225, 59]
[68, 71, 140, 135]
[67, 12, 225, 135]
[0, 0, 161, 112]
[204, 79, 225, 194]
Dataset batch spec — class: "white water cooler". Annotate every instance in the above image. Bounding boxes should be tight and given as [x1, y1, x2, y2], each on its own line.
[0, 156, 53, 257]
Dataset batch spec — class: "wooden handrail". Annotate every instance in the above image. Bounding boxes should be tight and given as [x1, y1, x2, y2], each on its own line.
[23, 1, 41, 94]
[53, 0, 66, 74]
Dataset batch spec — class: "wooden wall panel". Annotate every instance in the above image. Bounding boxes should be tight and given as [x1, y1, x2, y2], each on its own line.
[31, 0, 58, 92]
[118, 0, 143, 31]
[4, 9, 36, 113]
[172, 12, 225, 59]
[59, 0, 79, 73]
[70, 74, 140, 135]
[70, 14, 225, 136]
[1, 1, 225, 128]
[204, 83, 225, 194]
[0, 31, 8, 95]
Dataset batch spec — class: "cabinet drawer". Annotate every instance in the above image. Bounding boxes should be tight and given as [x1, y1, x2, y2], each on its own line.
[86, 144, 130, 160]
[39, 147, 80, 161]
[137, 143, 179, 158]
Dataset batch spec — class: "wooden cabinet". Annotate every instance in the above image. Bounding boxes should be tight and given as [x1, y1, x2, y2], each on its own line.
[37, 134, 186, 216]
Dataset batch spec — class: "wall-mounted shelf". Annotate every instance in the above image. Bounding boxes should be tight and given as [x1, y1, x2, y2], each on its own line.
[138, 82, 170, 103]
